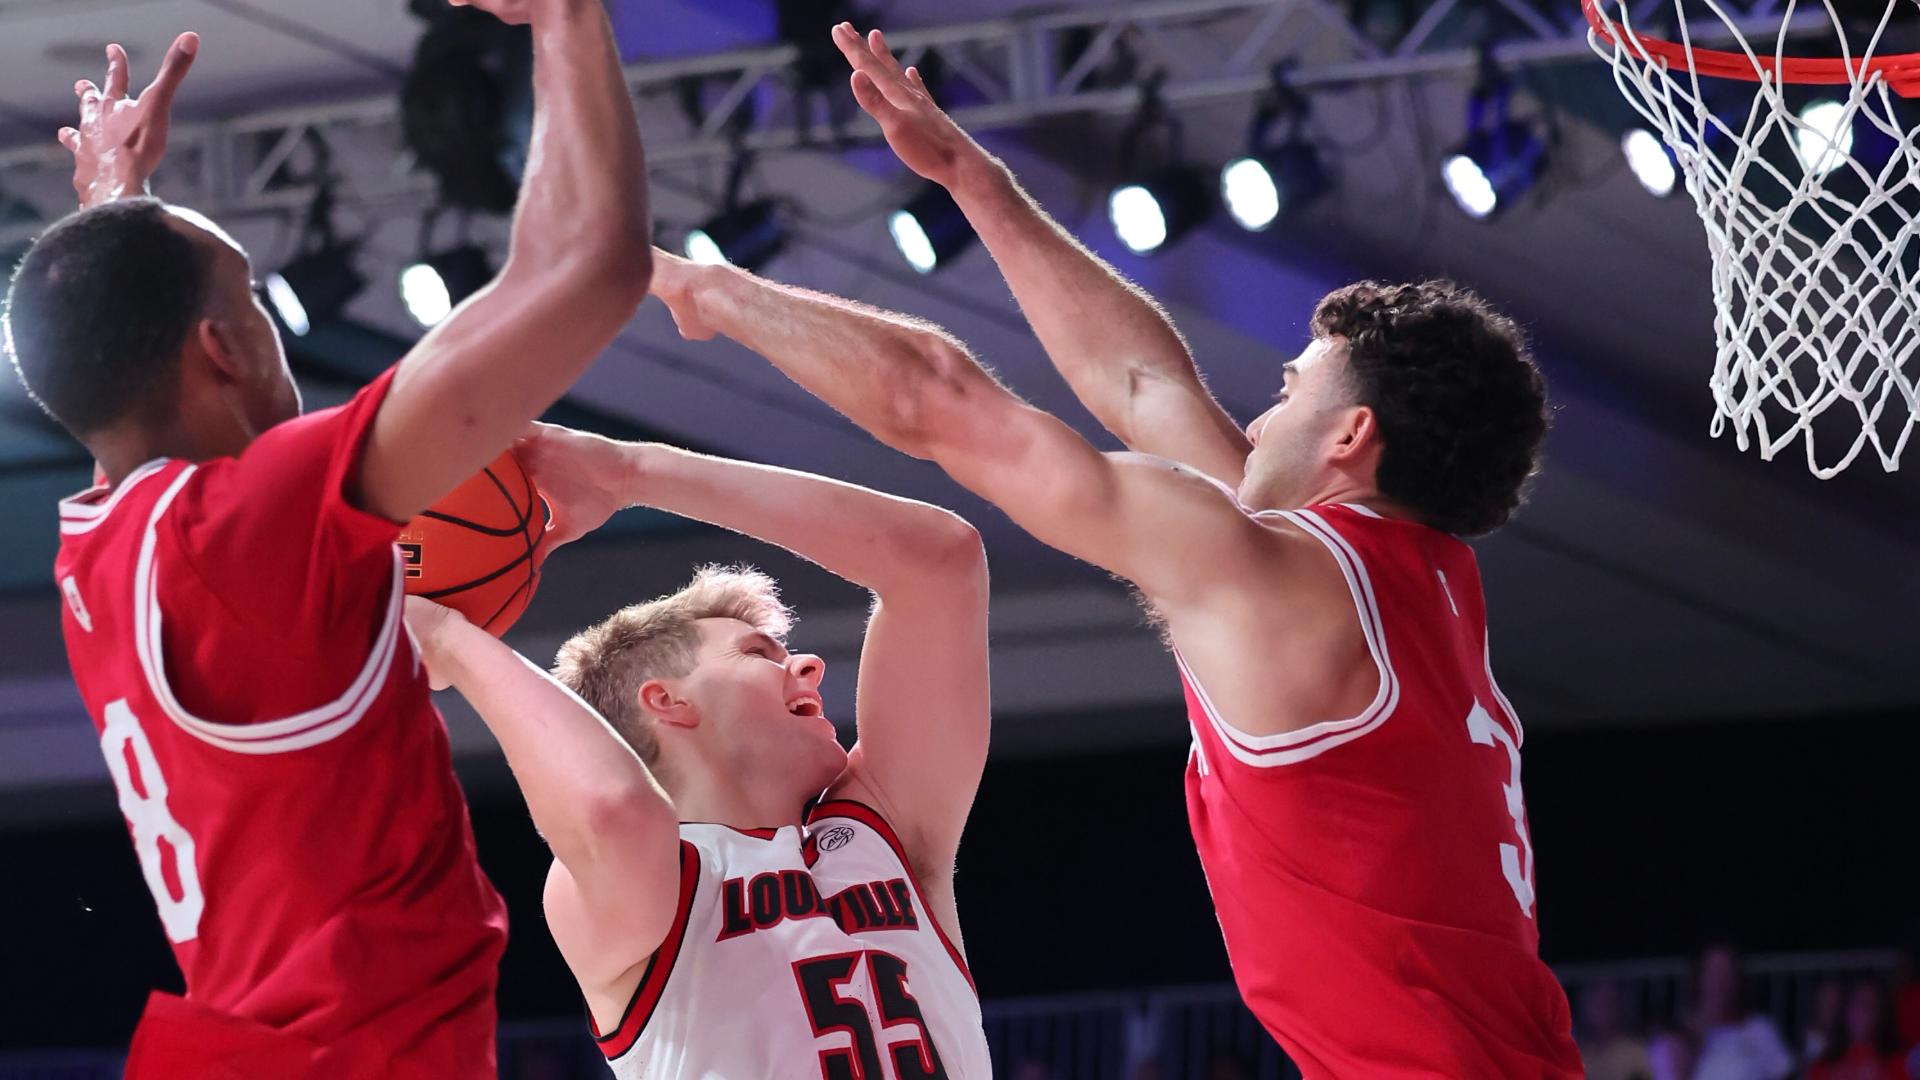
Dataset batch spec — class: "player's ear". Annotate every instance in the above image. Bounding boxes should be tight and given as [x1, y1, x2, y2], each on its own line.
[638, 679, 697, 729]
[196, 317, 244, 384]
[1328, 404, 1378, 462]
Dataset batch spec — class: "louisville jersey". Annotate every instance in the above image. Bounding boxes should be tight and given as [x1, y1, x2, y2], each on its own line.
[593, 799, 990, 1080]
[1178, 503, 1581, 1078]
[53, 371, 507, 1079]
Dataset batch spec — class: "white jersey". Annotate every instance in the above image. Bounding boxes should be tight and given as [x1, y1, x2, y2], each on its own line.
[593, 799, 991, 1079]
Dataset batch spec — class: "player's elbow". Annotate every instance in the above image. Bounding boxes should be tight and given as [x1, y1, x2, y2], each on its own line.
[912, 510, 986, 578]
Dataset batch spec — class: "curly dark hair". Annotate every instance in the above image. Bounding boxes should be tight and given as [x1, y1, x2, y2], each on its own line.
[1310, 280, 1547, 536]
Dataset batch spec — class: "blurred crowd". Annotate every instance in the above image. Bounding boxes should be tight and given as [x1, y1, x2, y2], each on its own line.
[1580, 946, 1920, 1080]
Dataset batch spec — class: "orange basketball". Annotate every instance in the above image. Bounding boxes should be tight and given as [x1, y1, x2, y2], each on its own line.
[396, 449, 549, 637]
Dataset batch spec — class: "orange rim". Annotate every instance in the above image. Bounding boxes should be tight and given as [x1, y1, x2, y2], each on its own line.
[1582, 0, 1920, 97]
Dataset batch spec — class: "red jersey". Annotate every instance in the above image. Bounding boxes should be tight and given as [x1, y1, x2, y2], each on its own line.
[53, 371, 507, 1079]
[1178, 503, 1580, 1078]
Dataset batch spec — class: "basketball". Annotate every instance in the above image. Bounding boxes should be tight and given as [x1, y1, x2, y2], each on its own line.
[396, 449, 549, 637]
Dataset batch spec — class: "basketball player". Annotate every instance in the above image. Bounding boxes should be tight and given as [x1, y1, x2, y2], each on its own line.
[632, 22, 1586, 1076]
[411, 423, 992, 1078]
[3, 1, 652, 1073]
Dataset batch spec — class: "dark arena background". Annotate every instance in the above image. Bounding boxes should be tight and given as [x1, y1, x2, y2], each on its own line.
[1, 1, 1917, 1078]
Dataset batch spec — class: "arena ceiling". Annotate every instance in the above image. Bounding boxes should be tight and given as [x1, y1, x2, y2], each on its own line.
[0, 0, 1914, 817]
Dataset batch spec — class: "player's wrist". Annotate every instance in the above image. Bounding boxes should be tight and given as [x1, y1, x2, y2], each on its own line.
[947, 145, 1009, 204]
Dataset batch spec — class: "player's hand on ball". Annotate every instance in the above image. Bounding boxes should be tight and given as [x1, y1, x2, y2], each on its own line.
[62, 32, 199, 208]
[649, 250, 720, 342]
[403, 597, 469, 692]
[831, 23, 975, 189]
[514, 423, 633, 549]
[446, 0, 534, 25]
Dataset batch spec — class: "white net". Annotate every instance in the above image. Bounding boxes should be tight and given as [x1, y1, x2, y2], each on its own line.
[1586, 0, 1920, 476]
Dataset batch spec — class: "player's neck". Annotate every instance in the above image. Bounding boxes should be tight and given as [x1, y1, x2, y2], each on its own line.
[87, 413, 249, 485]
[670, 773, 805, 832]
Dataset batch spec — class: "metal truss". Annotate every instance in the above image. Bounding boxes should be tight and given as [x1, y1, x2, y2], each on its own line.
[0, 0, 1819, 248]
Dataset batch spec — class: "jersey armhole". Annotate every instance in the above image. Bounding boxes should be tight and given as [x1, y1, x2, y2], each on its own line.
[1180, 507, 1400, 769]
[592, 839, 702, 1061]
[136, 467, 408, 754]
[806, 799, 976, 996]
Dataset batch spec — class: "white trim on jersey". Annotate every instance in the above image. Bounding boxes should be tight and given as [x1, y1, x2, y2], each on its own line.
[1178, 507, 1400, 768]
[1484, 634, 1524, 747]
[58, 459, 170, 534]
[133, 466, 405, 754]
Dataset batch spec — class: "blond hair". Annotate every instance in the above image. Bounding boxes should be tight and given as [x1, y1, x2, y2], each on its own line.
[552, 565, 794, 765]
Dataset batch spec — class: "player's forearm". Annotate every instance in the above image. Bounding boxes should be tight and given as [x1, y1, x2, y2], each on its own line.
[947, 154, 1204, 441]
[616, 443, 983, 596]
[503, 0, 651, 284]
[687, 262, 997, 461]
[434, 621, 675, 864]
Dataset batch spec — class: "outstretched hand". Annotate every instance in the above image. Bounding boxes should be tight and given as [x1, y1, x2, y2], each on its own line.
[514, 423, 637, 551]
[62, 32, 199, 209]
[830, 23, 978, 189]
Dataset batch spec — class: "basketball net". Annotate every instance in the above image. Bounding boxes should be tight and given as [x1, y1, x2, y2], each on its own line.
[1586, 0, 1920, 476]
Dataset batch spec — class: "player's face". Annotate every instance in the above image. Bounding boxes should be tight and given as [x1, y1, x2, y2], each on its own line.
[169, 209, 302, 435]
[1238, 338, 1353, 511]
[682, 619, 845, 791]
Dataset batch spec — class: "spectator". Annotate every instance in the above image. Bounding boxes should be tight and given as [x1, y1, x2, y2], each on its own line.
[1807, 979, 1907, 1080]
[1651, 945, 1795, 1080]
[1807, 981, 1846, 1062]
[1580, 980, 1654, 1080]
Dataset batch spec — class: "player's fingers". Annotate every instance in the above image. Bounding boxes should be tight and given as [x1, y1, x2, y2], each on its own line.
[104, 44, 130, 100]
[58, 127, 79, 153]
[142, 32, 199, 112]
[905, 66, 927, 91]
[832, 22, 888, 78]
[849, 70, 901, 121]
[868, 29, 910, 79]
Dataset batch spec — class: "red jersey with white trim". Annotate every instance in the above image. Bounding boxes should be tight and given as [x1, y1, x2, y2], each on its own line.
[592, 800, 990, 1079]
[1179, 503, 1579, 1079]
[53, 370, 507, 1079]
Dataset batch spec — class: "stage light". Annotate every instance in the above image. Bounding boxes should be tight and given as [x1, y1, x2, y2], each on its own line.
[889, 184, 973, 274]
[1108, 169, 1210, 255]
[1221, 145, 1326, 232]
[1621, 128, 1678, 198]
[1443, 67, 1548, 221]
[265, 246, 364, 337]
[685, 199, 785, 270]
[1443, 122, 1547, 220]
[401, 245, 493, 329]
[1794, 99, 1853, 180]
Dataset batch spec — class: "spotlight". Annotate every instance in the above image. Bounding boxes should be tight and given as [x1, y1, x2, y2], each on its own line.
[1621, 127, 1678, 198]
[401, 245, 493, 329]
[1443, 68, 1548, 221]
[1108, 169, 1210, 255]
[685, 199, 785, 270]
[1442, 124, 1546, 220]
[265, 245, 364, 337]
[1221, 145, 1327, 232]
[889, 184, 973, 274]
[1221, 75, 1327, 233]
[1794, 99, 1854, 180]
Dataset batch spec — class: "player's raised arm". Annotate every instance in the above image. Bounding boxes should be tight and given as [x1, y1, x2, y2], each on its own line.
[354, 0, 654, 524]
[403, 598, 681, 997]
[831, 23, 1252, 486]
[647, 253, 1278, 612]
[518, 424, 989, 892]
[60, 32, 199, 209]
